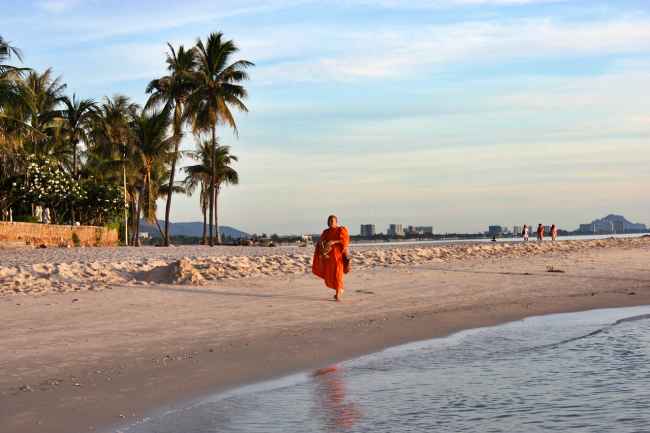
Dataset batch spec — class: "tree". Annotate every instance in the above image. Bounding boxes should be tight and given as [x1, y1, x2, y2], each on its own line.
[16, 68, 67, 156]
[1, 38, 33, 153]
[182, 143, 211, 244]
[0, 36, 23, 76]
[88, 95, 139, 243]
[129, 107, 177, 245]
[146, 43, 196, 246]
[58, 94, 96, 178]
[184, 140, 238, 244]
[187, 32, 252, 245]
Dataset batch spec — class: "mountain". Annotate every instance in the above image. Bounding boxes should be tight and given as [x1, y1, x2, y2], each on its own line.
[591, 214, 647, 231]
[580, 214, 648, 233]
[139, 220, 249, 239]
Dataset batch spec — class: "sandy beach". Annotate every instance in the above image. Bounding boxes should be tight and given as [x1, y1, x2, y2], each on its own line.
[1, 237, 649, 433]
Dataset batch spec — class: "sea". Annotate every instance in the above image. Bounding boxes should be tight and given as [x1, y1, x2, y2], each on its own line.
[117, 306, 650, 433]
[351, 233, 646, 248]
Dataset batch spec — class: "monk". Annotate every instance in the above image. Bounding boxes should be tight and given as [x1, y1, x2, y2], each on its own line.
[550, 224, 558, 241]
[312, 215, 350, 301]
[537, 223, 545, 241]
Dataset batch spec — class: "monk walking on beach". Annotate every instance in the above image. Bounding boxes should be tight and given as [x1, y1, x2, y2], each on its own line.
[550, 224, 558, 241]
[312, 215, 350, 301]
[537, 224, 545, 241]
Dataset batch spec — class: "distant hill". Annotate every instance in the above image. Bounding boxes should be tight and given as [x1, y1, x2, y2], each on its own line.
[139, 220, 249, 239]
[591, 214, 646, 231]
[579, 214, 647, 233]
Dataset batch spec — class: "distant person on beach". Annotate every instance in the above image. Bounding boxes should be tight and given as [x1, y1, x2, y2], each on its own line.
[43, 208, 51, 225]
[312, 215, 350, 301]
[34, 205, 43, 223]
[550, 224, 558, 241]
[537, 224, 544, 241]
[522, 224, 529, 241]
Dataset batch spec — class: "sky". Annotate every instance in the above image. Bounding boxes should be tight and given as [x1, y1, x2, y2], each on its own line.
[3, 0, 650, 235]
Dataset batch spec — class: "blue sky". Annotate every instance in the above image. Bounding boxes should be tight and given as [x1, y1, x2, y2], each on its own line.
[3, 0, 650, 234]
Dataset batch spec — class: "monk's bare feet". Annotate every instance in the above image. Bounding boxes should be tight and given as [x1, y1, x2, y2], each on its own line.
[334, 291, 342, 301]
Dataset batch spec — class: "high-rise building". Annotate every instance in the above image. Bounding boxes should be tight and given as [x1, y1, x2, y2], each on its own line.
[415, 226, 434, 235]
[360, 224, 376, 237]
[579, 223, 595, 233]
[513, 226, 522, 237]
[488, 225, 503, 236]
[387, 224, 404, 237]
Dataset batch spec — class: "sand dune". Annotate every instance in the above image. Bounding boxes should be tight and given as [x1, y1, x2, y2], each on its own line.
[1, 237, 647, 296]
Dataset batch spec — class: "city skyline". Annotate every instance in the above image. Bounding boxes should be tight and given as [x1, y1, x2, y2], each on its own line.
[4, 0, 650, 234]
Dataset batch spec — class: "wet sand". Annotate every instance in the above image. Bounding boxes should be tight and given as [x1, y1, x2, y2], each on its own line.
[1, 238, 649, 433]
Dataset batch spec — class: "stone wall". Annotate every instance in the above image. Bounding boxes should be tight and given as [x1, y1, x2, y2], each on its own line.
[0, 222, 119, 247]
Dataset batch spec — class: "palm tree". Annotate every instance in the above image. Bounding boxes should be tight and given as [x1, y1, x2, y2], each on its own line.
[184, 140, 238, 244]
[17, 68, 67, 155]
[187, 32, 252, 245]
[89, 95, 139, 244]
[1, 39, 33, 153]
[0, 36, 23, 76]
[183, 142, 211, 243]
[58, 94, 96, 178]
[129, 107, 176, 245]
[146, 43, 196, 246]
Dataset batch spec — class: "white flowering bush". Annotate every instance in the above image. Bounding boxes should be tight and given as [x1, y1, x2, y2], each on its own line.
[18, 155, 85, 209]
[7, 155, 124, 225]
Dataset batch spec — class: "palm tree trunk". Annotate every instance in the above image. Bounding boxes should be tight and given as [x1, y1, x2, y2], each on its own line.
[146, 169, 154, 241]
[163, 133, 180, 247]
[135, 206, 141, 247]
[208, 126, 216, 246]
[123, 161, 128, 246]
[73, 140, 78, 178]
[214, 184, 221, 244]
[129, 197, 137, 246]
[154, 218, 165, 240]
[71, 139, 78, 224]
[201, 202, 207, 245]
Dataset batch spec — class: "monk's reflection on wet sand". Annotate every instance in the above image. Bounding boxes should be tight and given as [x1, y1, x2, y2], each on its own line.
[312, 366, 362, 431]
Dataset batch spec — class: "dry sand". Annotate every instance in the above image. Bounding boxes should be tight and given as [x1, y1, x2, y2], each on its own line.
[0, 237, 649, 433]
[1, 237, 647, 296]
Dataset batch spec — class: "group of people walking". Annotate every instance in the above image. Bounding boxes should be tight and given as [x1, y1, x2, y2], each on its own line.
[521, 224, 558, 241]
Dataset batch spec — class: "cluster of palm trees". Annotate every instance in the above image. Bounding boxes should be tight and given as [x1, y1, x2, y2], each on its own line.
[0, 32, 252, 246]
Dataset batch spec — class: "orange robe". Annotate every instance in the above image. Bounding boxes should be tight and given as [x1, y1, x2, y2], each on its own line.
[312, 226, 350, 290]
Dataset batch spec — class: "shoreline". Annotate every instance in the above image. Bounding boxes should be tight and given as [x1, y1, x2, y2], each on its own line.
[109, 301, 650, 433]
[121, 303, 650, 431]
[1, 241, 649, 433]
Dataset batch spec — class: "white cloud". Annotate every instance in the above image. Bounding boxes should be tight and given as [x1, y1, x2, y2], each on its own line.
[251, 17, 650, 82]
[36, 0, 84, 13]
[353, 0, 567, 7]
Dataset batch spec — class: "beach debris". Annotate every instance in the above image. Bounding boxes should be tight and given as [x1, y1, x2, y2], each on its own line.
[546, 266, 565, 273]
[355, 289, 375, 295]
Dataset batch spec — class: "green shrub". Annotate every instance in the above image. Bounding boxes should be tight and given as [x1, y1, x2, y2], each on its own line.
[14, 215, 40, 223]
